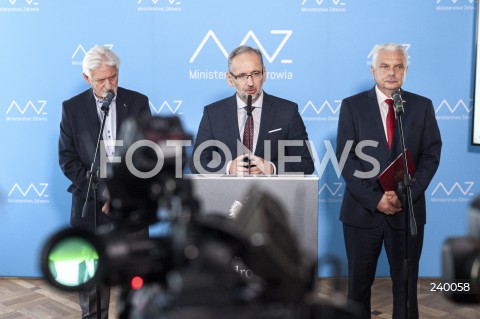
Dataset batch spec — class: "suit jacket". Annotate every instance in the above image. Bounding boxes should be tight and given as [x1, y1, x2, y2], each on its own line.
[336, 87, 442, 229]
[59, 87, 151, 228]
[189, 92, 314, 174]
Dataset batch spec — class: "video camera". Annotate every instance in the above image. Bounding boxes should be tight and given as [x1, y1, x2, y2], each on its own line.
[441, 196, 480, 303]
[40, 115, 362, 318]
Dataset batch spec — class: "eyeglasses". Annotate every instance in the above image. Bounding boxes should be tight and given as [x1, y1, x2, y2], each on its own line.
[229, 71, 263, 82]
[378, 64, 405, 73]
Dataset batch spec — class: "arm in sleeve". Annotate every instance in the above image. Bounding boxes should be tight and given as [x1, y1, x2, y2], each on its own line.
[189, 108, 223, 173]
[410, 101, 442, 202]
[336, 100, 383, 212]
[277, 104, 315, 174]
[58, 102, 90, 199]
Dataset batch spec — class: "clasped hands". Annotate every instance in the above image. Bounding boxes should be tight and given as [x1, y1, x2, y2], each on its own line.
[376, 191, 402, 215]
[229, 154, 273, 175]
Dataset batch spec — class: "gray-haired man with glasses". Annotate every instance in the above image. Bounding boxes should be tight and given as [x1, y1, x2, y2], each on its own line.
[190, 45, 314, 175]
[336, 43, 442, 319]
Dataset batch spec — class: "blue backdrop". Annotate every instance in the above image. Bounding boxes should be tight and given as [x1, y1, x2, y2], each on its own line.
[0, 0, 478, 278]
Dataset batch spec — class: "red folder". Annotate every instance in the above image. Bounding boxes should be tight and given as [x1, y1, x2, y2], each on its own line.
[378, 149, 416, 192]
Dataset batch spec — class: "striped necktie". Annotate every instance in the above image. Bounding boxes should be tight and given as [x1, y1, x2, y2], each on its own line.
[243, 106, 255, 152]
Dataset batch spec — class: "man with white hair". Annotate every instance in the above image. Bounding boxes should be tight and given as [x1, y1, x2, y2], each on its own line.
[336, 43, 442, 319]
[59, 45, 151, 318]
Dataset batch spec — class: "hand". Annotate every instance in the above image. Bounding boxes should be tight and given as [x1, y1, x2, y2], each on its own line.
[229, 154, 250, 175]
[248, 155, 273, 175]
[376, 191, 402, 215]
[228, 154, 273, 175]
[101, 201, 110, 215]
[385, 190, 402, 208]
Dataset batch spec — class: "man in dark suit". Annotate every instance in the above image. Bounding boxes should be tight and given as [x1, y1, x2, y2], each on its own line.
[336, 43, 442, 319]
[189, 45, 314, 175]
[59, 45, 151, 319]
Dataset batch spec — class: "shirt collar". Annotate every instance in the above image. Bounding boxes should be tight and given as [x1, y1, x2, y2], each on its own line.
[236, 91, 264, 110]
[374, 85, 390, 106]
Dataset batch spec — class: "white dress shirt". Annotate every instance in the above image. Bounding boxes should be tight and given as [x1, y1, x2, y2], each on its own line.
[225, 92, 276, 174]
[374, 85, 392, 141]
[236, 92, 263, 153]
[95, 93, 117, 161]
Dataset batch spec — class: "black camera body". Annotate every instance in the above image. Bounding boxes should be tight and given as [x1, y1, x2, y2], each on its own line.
[441, 196, 480, 303]
[41, 115, 363, 318]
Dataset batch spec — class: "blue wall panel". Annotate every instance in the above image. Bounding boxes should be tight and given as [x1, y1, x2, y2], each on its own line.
[0, 0, 478, 278]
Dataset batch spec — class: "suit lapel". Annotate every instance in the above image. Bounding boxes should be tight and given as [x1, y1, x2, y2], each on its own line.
[223, 95, 241, 151]
[367, 88, 391, 158]
[115, 88, 128, 135]
[255, 92, 276, 155]
[85, 89, 101, 136]
[80, 90, 102, 166]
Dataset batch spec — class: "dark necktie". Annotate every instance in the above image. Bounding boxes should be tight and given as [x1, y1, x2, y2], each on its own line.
[243, 106, 255, 152]
[385, 98, 395, 149]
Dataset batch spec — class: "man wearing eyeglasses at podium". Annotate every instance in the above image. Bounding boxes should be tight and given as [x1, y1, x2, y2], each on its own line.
[190, 45, 314, 176]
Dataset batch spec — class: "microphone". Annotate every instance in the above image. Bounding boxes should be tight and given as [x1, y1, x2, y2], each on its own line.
[392, 89, 404, 114]
[246, 95, 252, 116]
[101, 89, 115, 112]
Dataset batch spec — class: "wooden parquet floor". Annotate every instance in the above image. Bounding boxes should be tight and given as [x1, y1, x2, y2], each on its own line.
[0, 277, 478, 318]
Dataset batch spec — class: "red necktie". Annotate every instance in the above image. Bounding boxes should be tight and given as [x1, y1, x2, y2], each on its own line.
[385, 99, 395, 149]
[243, 106, 255, 152]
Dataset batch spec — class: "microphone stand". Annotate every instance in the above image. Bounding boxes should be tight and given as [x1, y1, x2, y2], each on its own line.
[246, 95, 252, 175]
[81, 95, 111, 319]
[247, 112, 252, 175]
[394, 98, 417, 319]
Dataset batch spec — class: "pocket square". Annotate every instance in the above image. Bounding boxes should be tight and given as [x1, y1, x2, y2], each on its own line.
[268, 128, 282, 133]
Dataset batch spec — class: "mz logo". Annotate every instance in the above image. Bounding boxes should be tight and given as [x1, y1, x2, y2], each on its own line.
[436, 0, 474, 4]
[8, 183, 49, 197]
[149, 100, 183, 114]
[318, 182, 343, 196]
[138, 0, 180, 4]
[300, 100, 342, 115]
[72, 44, 114, 61]
[431, 182, 475, 196]
[301, 0, 345, 5]
[435, 99, 471, 113]
[189, 30, 293, 64]
[8, 0, 38, 5]
[5, 100, 47, 115]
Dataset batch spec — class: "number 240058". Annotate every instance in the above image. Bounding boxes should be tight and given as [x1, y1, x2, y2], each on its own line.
[430, 282, 470, 292]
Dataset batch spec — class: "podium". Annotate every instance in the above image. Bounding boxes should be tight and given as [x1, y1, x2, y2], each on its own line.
[185, 174, 319, 258]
